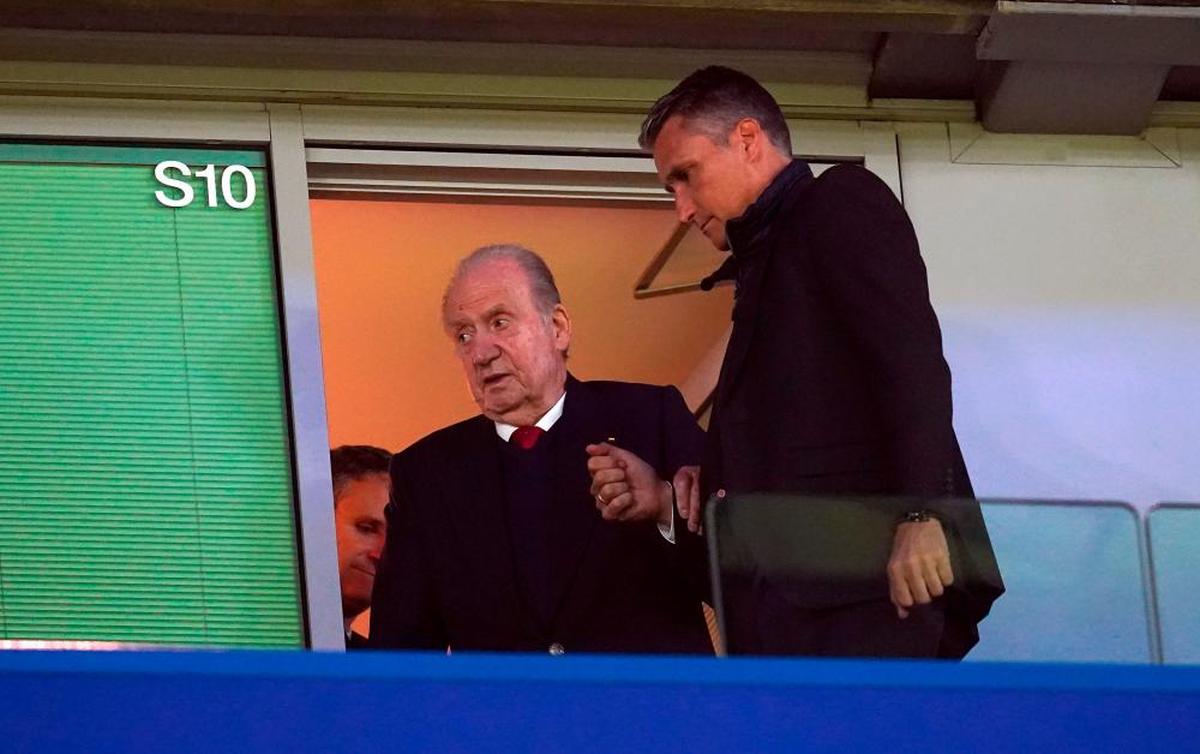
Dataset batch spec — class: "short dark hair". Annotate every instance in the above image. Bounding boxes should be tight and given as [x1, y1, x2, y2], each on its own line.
[639, 65, 792, 154]
[330, 445, 392, 502]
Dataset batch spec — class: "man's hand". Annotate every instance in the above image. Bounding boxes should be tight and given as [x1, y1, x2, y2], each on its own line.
[672, 465, 702, 533]
[585, 442, 672, 527]
[887, 519, 954, 619]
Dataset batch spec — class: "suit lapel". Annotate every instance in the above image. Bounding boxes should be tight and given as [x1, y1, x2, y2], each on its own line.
[449, 415, 541, 637]
[713, 251, 769, 412]
[545, 377, 603, 629]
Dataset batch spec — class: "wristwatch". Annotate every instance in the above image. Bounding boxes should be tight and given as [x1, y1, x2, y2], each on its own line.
[899, 510, 934, 524]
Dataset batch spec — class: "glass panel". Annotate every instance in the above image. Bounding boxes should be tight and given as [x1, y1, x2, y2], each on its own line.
[706, 496, 1152, 662]
[969, 500, 1151, 663]
[1149, 503, 1200, 665]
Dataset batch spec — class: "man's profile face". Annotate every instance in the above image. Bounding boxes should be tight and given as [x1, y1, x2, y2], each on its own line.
[443, 258, 571, 426]
[652, 114, 759, 251]
[334, 473, 389, 619]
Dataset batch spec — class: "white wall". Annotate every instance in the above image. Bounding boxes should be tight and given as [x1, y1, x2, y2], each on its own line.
[896, 124, 1200, 510]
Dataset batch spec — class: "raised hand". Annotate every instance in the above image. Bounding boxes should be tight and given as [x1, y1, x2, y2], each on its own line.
[585, 442, 672, 527]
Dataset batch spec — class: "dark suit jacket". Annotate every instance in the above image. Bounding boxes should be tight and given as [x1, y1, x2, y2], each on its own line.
[703, 161, 1003, 657]
[370, 377, 712, 655]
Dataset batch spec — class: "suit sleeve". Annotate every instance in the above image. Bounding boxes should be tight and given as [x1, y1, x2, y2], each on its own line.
[656, 384, 711, 601]
[804, 167, 1003, 656]
[369, 452, 448, 649]
[806, 165, 965, 498]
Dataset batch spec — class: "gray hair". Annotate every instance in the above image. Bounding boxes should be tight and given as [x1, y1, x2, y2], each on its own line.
[639, 65, 792, 154]
[443, 244, 563, 324]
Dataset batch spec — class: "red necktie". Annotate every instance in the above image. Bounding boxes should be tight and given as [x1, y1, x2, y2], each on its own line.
[511, 425, 544, 450]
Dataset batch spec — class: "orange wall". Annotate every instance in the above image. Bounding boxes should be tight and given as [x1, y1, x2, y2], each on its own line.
[311, 198, 733, 455]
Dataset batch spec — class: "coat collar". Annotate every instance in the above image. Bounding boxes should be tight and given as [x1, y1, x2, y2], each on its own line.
[725, 159, 814, 262]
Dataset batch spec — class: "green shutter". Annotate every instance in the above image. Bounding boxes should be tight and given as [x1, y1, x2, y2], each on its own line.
[0, 143, 303, 646]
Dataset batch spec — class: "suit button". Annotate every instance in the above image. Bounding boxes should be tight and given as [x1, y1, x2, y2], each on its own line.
[716, 488, 727, 499]
[548, 642, 565, 656]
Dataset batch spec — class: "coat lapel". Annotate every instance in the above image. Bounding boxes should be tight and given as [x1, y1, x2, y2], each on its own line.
[448, 415, 542, 637]
[545, 377, 603, 629]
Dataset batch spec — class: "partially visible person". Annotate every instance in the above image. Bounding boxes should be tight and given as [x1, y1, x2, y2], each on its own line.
[330, 444, 391, 649]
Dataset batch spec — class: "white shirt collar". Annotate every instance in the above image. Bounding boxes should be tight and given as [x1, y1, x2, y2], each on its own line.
[494, 390, 567, 442]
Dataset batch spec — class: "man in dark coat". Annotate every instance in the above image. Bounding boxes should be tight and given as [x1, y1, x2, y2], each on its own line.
[627, 65, 1002, 657]
[369, 244, 711, 654]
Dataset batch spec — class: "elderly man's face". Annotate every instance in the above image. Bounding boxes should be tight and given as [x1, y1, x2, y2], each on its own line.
[443, 258, 571, 426]
[652, 114, 762, 251]
[334, 472, 389, 620]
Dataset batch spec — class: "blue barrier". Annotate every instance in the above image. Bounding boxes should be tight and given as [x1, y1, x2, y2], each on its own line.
[2, 650, 1199, 754]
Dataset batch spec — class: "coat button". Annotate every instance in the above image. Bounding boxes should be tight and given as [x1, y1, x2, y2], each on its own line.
[716, 488, 727, 499]
[548, 642, 565, 656]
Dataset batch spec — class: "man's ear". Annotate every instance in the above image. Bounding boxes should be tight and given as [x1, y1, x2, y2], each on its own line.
[732, 117, 765, 158]
[550, 304, 572, 351]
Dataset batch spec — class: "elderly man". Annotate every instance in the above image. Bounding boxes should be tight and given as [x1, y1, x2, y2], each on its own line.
[369, 244, 711, 654]
[611, 65, 1002, 658]
[330, 444, 391, 649]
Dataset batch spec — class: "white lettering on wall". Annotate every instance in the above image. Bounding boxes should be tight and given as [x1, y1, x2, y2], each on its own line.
[153, 162, 257, 210]
[153, 161, 193, 208]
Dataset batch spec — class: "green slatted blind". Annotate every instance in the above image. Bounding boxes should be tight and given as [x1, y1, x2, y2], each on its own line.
[0, 143, 303, 646]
